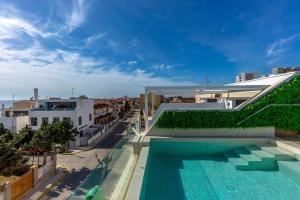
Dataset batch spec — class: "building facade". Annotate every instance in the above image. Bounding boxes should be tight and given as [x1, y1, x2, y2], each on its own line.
[94, 100, 116, 125]
[28, 99, 94, 135]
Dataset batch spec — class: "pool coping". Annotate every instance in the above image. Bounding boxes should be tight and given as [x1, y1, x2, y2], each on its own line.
[124, 147, 149, 200]
[125, 137, 292, 200]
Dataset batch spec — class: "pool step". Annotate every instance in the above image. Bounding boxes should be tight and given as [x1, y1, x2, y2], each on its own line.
[244, 145, 276, 160]
[223, 148, 275, 170]
[233, 147, 261, 162]
[278, 161, 300, 185]
[223, 151, 248, 168]
[223, 145, 297, 171]
[256, 145, 297, 161]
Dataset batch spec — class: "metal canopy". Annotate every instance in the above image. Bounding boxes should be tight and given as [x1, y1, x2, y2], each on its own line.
[145, 85, 267, 95]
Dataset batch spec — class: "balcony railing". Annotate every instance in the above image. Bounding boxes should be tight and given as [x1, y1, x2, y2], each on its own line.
[67, 135, 134, 200]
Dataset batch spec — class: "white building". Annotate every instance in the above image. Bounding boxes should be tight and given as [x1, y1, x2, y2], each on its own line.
[0, 101, 33, 132]
[29, 98, 94, 136]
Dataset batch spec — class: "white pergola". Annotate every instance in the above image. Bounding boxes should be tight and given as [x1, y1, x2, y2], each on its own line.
[144, 84, 268, 130]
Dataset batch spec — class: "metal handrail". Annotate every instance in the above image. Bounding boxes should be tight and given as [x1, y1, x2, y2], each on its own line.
[236, 104, 300, 126]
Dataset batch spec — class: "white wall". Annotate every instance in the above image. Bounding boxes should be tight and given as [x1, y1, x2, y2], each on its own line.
[0, 116, 29, 133]
[147, 127, 275, 137]
[16, 116, 29, 132]
[29, 110, 76, 130]
[76, 99, 94, 132]
[0, 117, 16, 132]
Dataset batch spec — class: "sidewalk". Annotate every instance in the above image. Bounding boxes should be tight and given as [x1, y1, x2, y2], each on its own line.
[20, 167, 68, 200]
[67, 112, 131, 154]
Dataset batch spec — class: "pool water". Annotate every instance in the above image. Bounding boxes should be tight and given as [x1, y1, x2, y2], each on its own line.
[141, 140, 300, 200]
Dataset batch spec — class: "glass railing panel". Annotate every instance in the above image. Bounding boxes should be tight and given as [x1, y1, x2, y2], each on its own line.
[68, 135, 135, 200]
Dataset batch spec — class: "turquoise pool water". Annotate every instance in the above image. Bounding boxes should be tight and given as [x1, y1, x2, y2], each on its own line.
[140, 140, 300, 200]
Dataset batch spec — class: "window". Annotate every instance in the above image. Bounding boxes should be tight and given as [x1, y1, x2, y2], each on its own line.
[78, 116, 82, 125]
[89, 113, 92, 121]
[42, 117, 48, 124]
[53, 117, 60, 123]
[31, 117, 37, 126]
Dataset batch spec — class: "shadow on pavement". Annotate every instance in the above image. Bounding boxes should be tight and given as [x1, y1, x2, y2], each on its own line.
[45, 167, 92, 198]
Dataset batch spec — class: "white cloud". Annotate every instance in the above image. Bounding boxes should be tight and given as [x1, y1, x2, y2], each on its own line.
[0, 42, 193, 99]
[106, 39, 123, 53]
[128, 60, 138, 65]
[0, 7, 54, 40]
[105, 38, 141, 54]
[0, 2, 194, 99]
[85, 32, 107, 46]
[67, 0, 86, 32]
[153, 64, 175, 70]
[266, 34, 298, 57]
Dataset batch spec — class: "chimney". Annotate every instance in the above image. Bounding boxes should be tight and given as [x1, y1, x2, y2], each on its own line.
[34, 88, 39, 101]
[34, 88, 39, 108]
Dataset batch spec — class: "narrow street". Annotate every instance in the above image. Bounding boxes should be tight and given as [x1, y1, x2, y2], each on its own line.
[41, 109, 139, 200]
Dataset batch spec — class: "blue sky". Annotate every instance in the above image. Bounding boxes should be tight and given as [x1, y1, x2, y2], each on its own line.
[0, 0, 300, 99]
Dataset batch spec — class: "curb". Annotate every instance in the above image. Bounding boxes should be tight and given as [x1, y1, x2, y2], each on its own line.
[61, 150, 85, 155]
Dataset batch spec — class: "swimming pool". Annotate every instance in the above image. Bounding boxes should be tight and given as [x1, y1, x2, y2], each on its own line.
[140, 139, 300, 200]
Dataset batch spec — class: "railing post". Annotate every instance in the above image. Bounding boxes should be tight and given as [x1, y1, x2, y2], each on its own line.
[145, 89, 149, 130]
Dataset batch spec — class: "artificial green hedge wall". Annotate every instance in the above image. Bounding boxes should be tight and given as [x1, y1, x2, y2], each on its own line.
[155, 76, 300, 132]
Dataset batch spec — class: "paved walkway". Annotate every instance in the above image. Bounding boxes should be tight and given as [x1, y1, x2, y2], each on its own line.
[20, 167, 67, 200]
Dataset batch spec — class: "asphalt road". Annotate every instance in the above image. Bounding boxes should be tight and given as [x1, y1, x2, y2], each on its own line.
[41, 109, 139, 200]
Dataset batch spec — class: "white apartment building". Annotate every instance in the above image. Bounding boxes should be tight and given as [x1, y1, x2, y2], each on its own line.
[29, 98, 94, 135]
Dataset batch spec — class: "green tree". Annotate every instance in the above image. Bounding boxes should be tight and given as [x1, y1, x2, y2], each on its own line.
[0, 122, 6, 133]
[78, 95, 88, 99]
[14, 126, 35, 148]
[57, 118, 78, 150]
[31, 121, 56, 152]
[0, 123, 13, 143]
[31, 119, 77, 152]
[0, 143, 22, 175]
